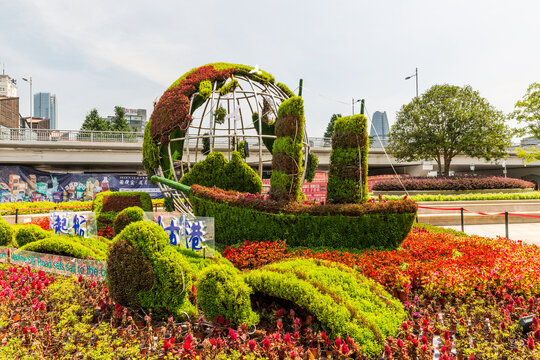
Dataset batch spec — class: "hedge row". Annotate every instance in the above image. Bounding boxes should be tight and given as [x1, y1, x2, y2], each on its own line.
[93, 191, 153, 233]
[189, 191, 416, 250]
[373, 175, 535, 191]
[384, 191, 540, 202]
[245, 258, 406, 357]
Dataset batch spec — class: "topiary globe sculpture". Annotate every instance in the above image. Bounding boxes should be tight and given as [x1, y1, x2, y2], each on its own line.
[143, 63, 311, 213]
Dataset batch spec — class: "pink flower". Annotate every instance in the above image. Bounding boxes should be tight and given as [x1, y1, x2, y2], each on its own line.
[341, 343, 350, 354]
[228, 328, 238, 341]
[397, 338, 404, 348]
[29, 326, 37, 333]
[335, 337, 342, 348]
[263, 336, 271, 350]
[249, 339, 256, 351]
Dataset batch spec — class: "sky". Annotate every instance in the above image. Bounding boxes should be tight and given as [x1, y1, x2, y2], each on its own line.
[2, 0, 540, 137]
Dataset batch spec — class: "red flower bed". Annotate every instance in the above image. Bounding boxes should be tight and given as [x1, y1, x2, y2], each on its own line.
[372, 175, 534, 191]
[224, 229, 540, 299]
[30, 216, 50, 230]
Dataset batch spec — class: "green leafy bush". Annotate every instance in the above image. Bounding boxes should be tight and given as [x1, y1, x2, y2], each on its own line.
[15, 224, 49, 247]
[107, 221, 196, 319]
[305, 152, 319, 183]
[190, 193, 416, 250]
[181, 151, 262, 194]
[0, 219, 13, 246]
[218, 79, 239, 95]
[113, 206, 145, 236]
[196, 264, 259, 326]
[245, 258, 405, 357]
[198, 80, 212, 99]
[142, 119, 161, 180]
[214, 106, 226, 125]
[327, 114, 369, 204]
[252, 113, 275, 154]
[0, 201, 91, 216]
[20, 236, 106, 260]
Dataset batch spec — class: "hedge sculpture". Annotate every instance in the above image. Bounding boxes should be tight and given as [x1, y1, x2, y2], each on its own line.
[326, 114, 369, 204]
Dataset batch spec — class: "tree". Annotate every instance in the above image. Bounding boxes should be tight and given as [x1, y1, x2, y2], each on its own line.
[513, 82, 540, 137]
[324, 113, 342, 138]
[110, 106, 131, 132]
[80, 109, 111, 131]
[388, 84, 511, 176]
[512, 83, 540, 163]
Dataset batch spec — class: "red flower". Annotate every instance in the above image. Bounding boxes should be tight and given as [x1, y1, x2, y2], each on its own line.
[248, 339, 256, 351]
[263, 336, 271, 350]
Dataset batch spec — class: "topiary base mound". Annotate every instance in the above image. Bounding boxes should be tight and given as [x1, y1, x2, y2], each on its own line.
[245, 258, 406, 357]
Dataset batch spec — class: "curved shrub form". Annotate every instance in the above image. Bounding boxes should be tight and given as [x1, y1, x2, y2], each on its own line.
[113, 206, 145, 236]
[180, 151, 262, 194]
[244, 258, 405, 357]
[372, 175, 535, 191]
[107, 221, 196, 319]
[0, 219, 13, 246]
[93, 191, 152, 235]
[196, 264, 259, 326]
[15, 224, 50, 247]
[189, 184, 417, 249]
[20, 236, 107, 260]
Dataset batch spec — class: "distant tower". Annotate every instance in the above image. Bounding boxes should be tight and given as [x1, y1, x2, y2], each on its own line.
[0, 74, 18, 98]
[34, 92, 57, 129]
[369, 111, 390, 147]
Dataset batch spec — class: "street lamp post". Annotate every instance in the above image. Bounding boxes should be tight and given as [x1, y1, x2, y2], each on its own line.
[22, 77, 32, 132]
[405, 68, 418, 98]
[352, 98, 362, 115]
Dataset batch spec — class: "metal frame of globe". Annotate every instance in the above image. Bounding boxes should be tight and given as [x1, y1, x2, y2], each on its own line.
[154, 74, 310, 214]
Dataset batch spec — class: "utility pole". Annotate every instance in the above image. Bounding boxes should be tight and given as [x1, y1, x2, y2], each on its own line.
[22, 77, 33, 131]
[405, 67, 419, 98]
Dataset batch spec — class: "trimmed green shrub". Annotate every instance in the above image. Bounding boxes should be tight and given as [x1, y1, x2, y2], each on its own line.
[305, 152, 319, 183]
[218, 79, 239, 95]
[15, 224, 49, 247]
[20, 236, 106, 260]
[327, 114, 369, 204]
[245, 258, 406, 357]
[142, 119, 161, 180]
[0, 219, 13, 246]
[190, 194, 416, 250]
[93, 191, 152, 234]
[196, 264, 259, 326]
[198, 80, 212, 99]
[113, 206, 145, 236]
[181, 151, 262, 194]
[214, 106, 226, 125]
[270, 96, 305, 201]
[107, 221, 196, 319]
[252, 113, 275, 154]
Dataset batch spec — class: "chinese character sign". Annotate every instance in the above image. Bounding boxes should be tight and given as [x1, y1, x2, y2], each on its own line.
[49, 212, 97, 238]
[150, 213, 215, 257]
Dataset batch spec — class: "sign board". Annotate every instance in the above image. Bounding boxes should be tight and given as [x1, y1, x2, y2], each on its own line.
[9, 248, 107, 280]
[147, 212, 215, 257]
[49, 211, 97, 238]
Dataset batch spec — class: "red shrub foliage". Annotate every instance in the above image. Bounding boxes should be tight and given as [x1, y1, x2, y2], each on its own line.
[372, 175, 534, 191]
[222, 240, 290, 270]
[150, 66, 233, 143]
[101, 195, 142, 212]
[190, 184, 418, 216]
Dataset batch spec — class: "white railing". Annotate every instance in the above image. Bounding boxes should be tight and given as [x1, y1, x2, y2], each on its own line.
[0, 128, 144, 143]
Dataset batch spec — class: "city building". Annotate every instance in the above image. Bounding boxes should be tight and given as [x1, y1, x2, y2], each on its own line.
[106, 108, 147, 132]
[0, 97, 20, 129]
[23, 117, 51, 130]
[0, 74, 17, 98]
[34, 92, 57, 129]
[369, 111, 390, 148]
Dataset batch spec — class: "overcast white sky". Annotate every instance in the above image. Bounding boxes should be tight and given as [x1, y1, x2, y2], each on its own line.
[2, 0, 540, 136]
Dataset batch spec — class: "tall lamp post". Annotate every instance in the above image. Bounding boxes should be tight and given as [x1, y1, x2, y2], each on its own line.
[22, 77, 32, 131]
[352, 98, 362, 115]
[405, 68, 418, 98]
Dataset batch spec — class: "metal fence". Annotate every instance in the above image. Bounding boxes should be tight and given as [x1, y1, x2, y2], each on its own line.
[0, 128, 144, 143]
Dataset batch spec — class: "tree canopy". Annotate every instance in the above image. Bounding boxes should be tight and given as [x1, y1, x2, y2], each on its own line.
[80, 109, 110, 131]
[110, 106, 131, 132]
[388, 84, 511, 176]
[324, 113, 342, 138]
[513, 82, 540, 137]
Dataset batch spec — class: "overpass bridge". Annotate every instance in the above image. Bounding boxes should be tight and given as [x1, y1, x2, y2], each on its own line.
[1, 128, 539, 184]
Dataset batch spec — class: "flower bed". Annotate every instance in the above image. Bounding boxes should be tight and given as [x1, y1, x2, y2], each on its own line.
[372, 175, 534, 191]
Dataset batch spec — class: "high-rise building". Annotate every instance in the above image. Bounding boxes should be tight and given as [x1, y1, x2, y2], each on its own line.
[0, 74, 17, 98]
[34, 92, 57, 129]
[369, 111, 390, 148]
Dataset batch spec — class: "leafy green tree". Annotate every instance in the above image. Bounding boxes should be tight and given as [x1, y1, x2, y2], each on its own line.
[388, 84, 511, 176]
[513, 83, 540, 162]
[324, 113, 342, 138]
[110, 106, 131, 132]
[80, 109, 111, 131]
